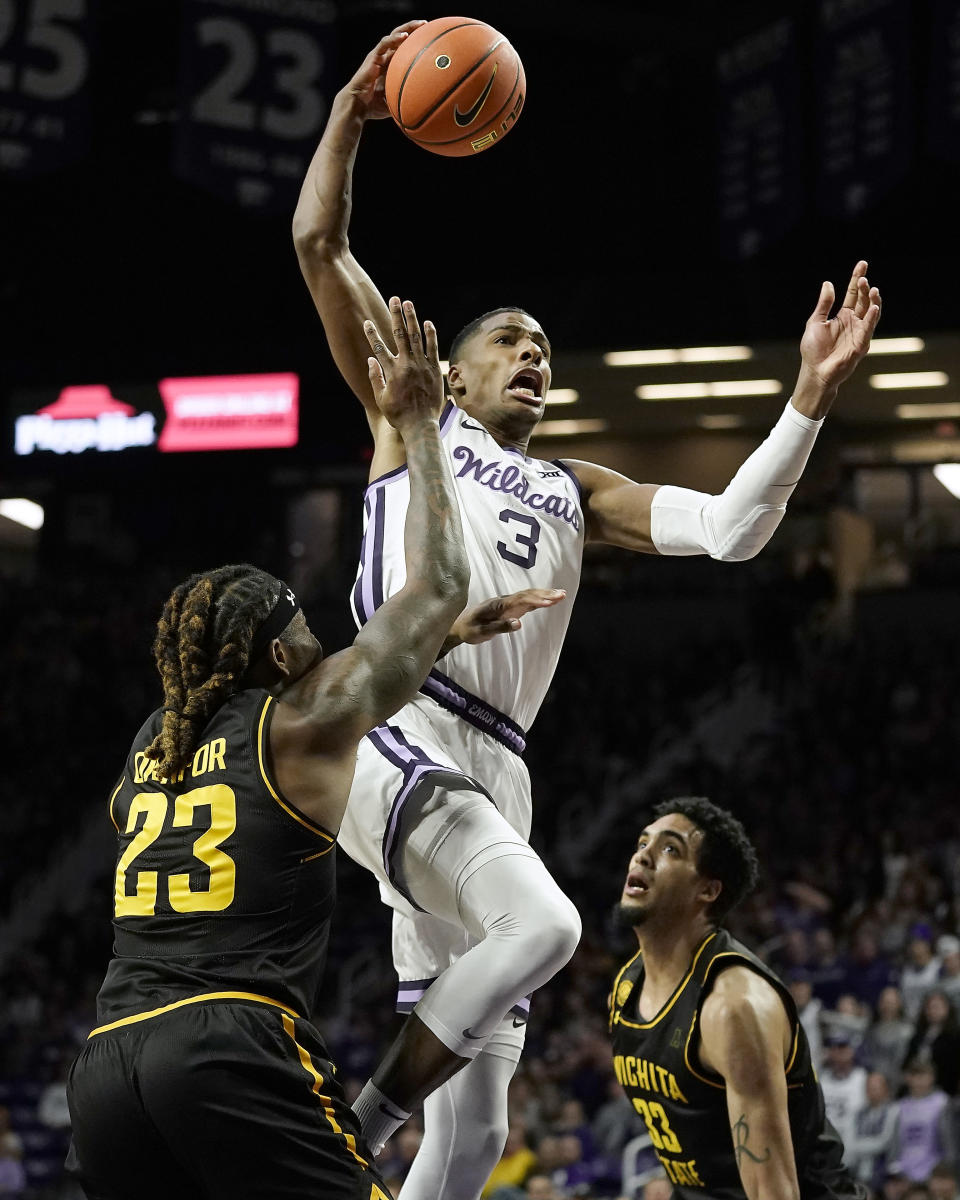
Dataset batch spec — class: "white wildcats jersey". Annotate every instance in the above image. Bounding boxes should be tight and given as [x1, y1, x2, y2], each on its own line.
[351, 402, 585, 744]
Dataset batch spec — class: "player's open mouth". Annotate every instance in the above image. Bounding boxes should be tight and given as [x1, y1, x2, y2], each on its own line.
[506, 368, 544, 404]
[624, 872, 649, 897]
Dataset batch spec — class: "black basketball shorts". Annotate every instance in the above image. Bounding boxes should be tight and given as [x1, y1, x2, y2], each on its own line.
[66, 997, 392, 1200]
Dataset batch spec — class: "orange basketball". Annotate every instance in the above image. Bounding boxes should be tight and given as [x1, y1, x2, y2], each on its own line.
[384, 16, 525, 157]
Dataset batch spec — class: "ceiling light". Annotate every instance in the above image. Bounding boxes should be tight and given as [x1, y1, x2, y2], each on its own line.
[933, 464, 960, 499]
[679, 346, 754, 363]
[0, 498, 44, 530]
[698, 414, 745, 430]
[637, 383, 710, 400]
[891, 439, 960, 462]
[867, 337, 925, 355]
[636, 379, 782, 401]
[603, 346, 753, 367]
[545, 388, 578, 405]
[708, 379, 782, 397]
[869, 371, 949, 390]
[896, 403, 960, 420]
[535, 419, 608, 436]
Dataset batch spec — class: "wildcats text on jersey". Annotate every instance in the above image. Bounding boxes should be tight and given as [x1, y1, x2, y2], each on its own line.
[451, 445, 581, 530]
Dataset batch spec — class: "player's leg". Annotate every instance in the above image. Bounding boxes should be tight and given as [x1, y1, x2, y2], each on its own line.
[397, 1044, 518, 1200]
[138, 1004, 393, 1200]
[66, 1033, 201, 1199]
[354, 779, 580, 1158]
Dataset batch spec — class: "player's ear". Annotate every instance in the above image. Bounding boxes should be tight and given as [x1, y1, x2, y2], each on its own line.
[446, 363, 466, 395]
[699, 877, 722, 907]
[244, 637, 289, 689]
[270, 638, 292, 677]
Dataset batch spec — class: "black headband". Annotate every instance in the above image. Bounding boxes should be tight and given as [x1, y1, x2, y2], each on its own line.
[249, 580, 300, 662]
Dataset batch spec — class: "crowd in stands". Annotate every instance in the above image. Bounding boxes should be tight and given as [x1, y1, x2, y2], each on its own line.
[1, 555, 959, 1198]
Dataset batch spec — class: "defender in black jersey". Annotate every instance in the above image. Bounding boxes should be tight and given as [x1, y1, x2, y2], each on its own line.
[608, 797, 866, 1200]
[66, 300, 479, 1200]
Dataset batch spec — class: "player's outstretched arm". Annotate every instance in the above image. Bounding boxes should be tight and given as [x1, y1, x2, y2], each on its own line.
[292, 23, 423, 425]
[699, 968, 801, 1200]
[566, 261, 881, 560]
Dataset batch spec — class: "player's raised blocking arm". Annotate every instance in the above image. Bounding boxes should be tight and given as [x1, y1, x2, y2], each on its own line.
[292, 26, 420, 411]
[318, 300, 468, 743]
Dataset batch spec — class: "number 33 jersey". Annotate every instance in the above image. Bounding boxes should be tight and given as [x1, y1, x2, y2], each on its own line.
[608, 928, 863, 1200]
[351, 403, 585, 741]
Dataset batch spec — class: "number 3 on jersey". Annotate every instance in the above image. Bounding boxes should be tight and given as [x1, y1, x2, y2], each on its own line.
[497, 509, 540, 569]
[114, 784, 237, 917]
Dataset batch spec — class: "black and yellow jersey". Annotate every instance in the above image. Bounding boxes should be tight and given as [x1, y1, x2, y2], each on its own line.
[94, 688, 336, 1029]
[608, 928, 863, 1200]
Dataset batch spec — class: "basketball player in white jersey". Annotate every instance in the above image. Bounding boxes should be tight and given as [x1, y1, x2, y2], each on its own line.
[293, 22, 882, 1200]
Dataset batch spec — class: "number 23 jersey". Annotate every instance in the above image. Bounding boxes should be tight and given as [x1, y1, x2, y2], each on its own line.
[351, 403, 585, 737]
[95, 690, 337, 1028]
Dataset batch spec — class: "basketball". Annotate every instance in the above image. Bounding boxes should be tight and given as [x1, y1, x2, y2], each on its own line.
[385, 16, 525, 157]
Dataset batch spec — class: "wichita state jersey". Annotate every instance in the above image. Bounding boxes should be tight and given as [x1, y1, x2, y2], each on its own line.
[351, 402, 584, 738]
[609, 928, 862, 1200]
[95, 689, 336, 1027]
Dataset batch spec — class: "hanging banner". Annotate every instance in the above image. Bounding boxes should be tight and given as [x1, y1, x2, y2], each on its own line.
[715, 17, 804, 260]
[0, 0, 95, 176]
[815, 0, 913, 217]
[174, 0, 336, 212]
[927, 0, 960, 165]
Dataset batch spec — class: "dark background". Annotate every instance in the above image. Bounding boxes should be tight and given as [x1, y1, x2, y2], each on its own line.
[4, 0, 956, 457]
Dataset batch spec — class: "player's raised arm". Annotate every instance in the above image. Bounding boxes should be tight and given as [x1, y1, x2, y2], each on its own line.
[699, 968, 801, 1200]
[566, 261, 882, 558]
[287, 299, 468, 755]
[292, 24, 423, 425]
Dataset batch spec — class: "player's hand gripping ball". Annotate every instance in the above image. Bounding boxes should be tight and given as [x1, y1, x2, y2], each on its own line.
[385, 16, 525, 156]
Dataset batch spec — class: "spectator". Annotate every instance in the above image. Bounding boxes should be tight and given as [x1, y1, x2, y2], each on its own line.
[37, 1056, 72, 1130]
[902, 938, 942, 1023]
[551, 1099, 596, 1161]
[849, 1071, 898, 1193]
[861, 987, 915, 1093]
[904, 990, 960, 1097]
[536, 1133, 594, 1196]
[0, 1146, 26, 1198]
[822, 993, 871, 1050]
[523, 1175, 562, 1200]
[787, 970, 824, 1068]
[820, 1031, 868, 1155]
[892, 1060, 954, 1183]
[591, 1079, 642, 1159]
[845, 930, 898, 1009]
[483, 1123, 539, 1198]
[938, 938, 960, 1010]
[0, 1111, 22, 1162]
[885, 1171, 911, 1200]
[929, 1163, 959, 1200]
[810, 928, 848, 1009]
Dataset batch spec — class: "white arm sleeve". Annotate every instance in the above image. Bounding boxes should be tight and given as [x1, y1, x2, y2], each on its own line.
[650, 401, 824, 562]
